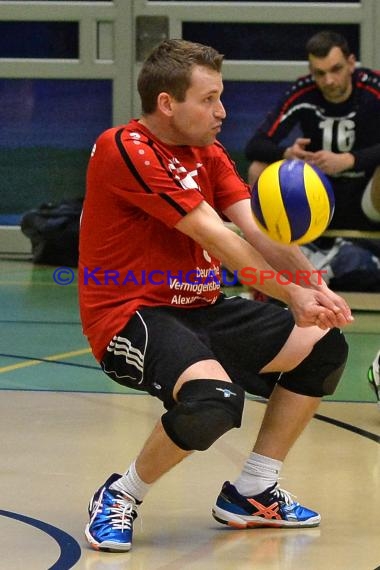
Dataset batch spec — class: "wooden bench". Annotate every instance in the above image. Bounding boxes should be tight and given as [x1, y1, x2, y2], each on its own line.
[323, 229, 380, 240]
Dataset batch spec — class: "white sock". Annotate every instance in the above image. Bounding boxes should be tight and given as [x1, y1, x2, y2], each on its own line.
[110, 461, 151, 503]
[233, 452, 283, 496]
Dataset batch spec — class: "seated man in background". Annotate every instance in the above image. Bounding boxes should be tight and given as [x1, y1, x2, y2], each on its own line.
[245, 30, 380, 231]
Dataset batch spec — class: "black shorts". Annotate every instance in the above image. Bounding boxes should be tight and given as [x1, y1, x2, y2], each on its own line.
[100, 294, 294, 408]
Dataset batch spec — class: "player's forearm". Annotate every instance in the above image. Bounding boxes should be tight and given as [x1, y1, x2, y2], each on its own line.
[206, 227, 298, 304]
[224, 198, 325, 290]
[176, 204, 296, 304]
[351, 144, 380, 172]
[249, 236, 325, 289]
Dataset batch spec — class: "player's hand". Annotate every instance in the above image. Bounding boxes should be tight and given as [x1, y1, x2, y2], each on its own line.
[314, 285, 354, 329]
[315, 283, 353, 321]
[283, 138, 313, 161]
[308, 151, 355, 175]
[287, 287, 353, 329]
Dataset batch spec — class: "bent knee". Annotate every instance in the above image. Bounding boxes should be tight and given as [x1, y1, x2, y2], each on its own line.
[261, 325, 328, 373]
[278, 328, 348, 397]
[161, 379, 245, 451]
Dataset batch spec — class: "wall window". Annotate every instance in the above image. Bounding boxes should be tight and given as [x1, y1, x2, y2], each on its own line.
[183, 23, 359, 60]
[0, 79, 112, 217]
[0, 22, 78, 58]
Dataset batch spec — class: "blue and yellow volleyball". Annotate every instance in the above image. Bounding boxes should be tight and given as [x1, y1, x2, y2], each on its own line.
[251, 159, 335, 245]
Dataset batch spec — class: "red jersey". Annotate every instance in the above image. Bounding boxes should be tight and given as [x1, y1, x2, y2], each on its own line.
[79, 119, 250, 361]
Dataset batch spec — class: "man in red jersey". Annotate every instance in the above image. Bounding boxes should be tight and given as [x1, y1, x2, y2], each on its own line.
[79, 39, 353, 553]
[245, 30, 380, 230]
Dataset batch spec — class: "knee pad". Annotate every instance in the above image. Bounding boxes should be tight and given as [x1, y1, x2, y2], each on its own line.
[161, 379, 245, 451]
[278, 328, 348, 397]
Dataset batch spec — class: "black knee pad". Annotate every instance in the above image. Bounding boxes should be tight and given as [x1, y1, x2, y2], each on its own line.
[161, 379, 245, 451]
[278, 328, 348, 397]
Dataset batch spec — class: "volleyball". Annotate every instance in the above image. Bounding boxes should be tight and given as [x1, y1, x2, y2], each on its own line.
[251, 159, 335, 245]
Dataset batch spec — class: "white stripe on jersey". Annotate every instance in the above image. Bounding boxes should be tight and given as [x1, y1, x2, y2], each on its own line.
[280, 102, 356, 123]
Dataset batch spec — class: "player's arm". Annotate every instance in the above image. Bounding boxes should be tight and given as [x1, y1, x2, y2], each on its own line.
[245, 134, 286, 165]
[308, 150, 355, 175]
[223, 198, 353, 325]
[175, 200, 350, 329]
[348, 72, 380, 172]
[345, 143, 380, 173]
[308, 143, 380, 175]
[245, 102, 301, 185]
[224, 199, 320, 278]
[245, 87, 301, 164]
[284, 138, 313, 161]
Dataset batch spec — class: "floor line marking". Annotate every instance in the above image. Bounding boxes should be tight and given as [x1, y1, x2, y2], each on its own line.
[0, 348, 91, 374]
[0, 510, 81, 569]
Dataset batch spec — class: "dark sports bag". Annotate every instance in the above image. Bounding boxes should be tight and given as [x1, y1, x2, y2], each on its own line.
[21, 198, 83, 267]
[301, 238, 380, 292]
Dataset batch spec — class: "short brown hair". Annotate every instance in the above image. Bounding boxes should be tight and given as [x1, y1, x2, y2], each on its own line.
[306, 30, 351, 58]
[137, 39, 224, 114]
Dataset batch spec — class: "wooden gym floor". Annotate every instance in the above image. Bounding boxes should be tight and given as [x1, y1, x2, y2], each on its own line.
[0, 259, 379, 570]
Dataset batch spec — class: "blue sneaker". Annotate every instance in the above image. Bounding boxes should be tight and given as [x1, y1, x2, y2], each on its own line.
[212, 481, 320, 529]
[368, 350, 380, 407]
[85, 473, 140, 552]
